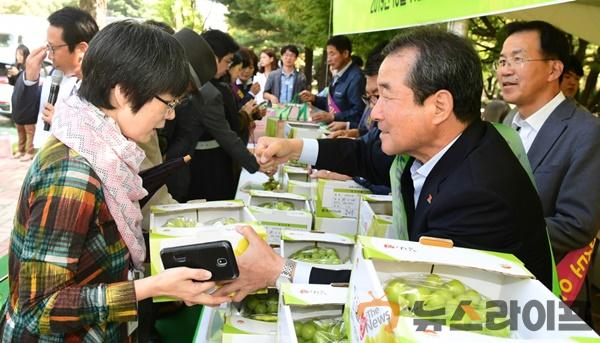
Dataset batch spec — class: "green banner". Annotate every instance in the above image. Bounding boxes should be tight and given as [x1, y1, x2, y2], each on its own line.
[333, 0, 573, 35]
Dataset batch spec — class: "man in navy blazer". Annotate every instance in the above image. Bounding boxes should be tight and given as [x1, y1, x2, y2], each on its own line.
[213, 28, 554, 302]
[300, 35, 365, 129]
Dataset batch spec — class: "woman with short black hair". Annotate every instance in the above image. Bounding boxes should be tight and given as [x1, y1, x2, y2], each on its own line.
[0, 20, 230, 342]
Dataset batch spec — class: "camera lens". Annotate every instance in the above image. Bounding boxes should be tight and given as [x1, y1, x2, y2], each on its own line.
[216, 258, 227, 267]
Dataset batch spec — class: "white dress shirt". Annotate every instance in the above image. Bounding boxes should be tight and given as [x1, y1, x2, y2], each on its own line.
[511, 92, 566, 153]
[409, 135, 460, 208]
[28, 73, 80, 148]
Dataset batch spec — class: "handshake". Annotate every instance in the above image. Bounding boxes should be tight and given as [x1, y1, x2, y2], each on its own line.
[255, 137, 304, 175]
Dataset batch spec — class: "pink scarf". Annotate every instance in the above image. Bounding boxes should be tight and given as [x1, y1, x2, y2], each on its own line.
[52, 95, 147, 270]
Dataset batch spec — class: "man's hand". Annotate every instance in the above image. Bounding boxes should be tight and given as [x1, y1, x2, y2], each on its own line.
[312, 111, 334, 124]
[299, 90, 315, 103]
[310, 169, 352, 181]
[41, 103, 55, 125]
[329, 129, 359, 139]
[328, 121, 348, 131]
[25, 45, 48, 82]
[213, 226, 284, 302]
[255, 136, 303, 170]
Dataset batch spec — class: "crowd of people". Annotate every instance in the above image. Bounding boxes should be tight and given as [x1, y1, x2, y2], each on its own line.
[2, 5, 600, 342]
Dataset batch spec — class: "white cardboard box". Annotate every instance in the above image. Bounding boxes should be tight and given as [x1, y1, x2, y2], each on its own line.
[284, 121, 327, 139]
[278, 283, 348, 343]
[221, 313, 276, 343]
[193, 305, 228, 343]
[247, 190, 313, 244]
[358, 194, 396, 239]
[315, 178, 371, 218]
[347, 236, 598, 342]
[314, 216, 358, 236]
[285, 179, 317, 200]
[280, 229, 355, 270]
[150, 200, 256, 230]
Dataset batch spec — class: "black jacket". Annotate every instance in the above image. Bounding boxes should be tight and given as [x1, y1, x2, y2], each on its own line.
[310, 120, 553, 289]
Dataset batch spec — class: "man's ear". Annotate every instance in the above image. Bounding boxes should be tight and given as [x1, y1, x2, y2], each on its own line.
[76, 42, 89, 62]
[548, 60, 564, 83]
[430, 90, 454, 125]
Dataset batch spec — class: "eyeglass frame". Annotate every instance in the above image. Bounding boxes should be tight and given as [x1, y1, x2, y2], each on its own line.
[154, 95, 187, 112]
[493, 56, 555, 70]
[46, 43, 69, 54]
[362, 94, 380, 106]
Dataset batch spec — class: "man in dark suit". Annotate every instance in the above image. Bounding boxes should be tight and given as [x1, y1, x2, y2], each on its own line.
[214, 28, 554, 302]
[300, 35, 366, 129]
[263, 45, 307, 105]
[497, 20, 600, 323]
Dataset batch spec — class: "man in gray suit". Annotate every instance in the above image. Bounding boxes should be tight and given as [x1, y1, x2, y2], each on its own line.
[263, 45, 307, 104]
[498, 20, 600, 322]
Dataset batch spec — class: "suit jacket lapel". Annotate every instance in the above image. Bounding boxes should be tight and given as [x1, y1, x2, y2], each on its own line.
[411, 120, 487, 236]
[527, 100, 574, 172]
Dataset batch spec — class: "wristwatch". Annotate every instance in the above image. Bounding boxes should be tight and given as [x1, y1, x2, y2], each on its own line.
[276, 259, 297, 289]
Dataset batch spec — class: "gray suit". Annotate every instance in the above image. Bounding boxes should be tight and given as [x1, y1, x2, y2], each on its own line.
[523, 99, 600, 260]
[263, 68, 307, 103]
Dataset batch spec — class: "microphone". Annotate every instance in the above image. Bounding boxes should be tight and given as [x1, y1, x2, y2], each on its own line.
[43, 70, 64, 131]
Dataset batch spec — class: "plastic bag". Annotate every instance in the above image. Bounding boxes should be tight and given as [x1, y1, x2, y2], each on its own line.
[383, 273, 510, 338]
[258, 200, 296, 211]
[289, 246, 342, 265]
[162, 216, 197, 228]
[294, 317, 347, 343]
[240, 292, 279, 322]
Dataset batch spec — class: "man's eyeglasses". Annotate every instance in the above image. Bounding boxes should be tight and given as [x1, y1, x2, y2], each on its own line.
[362, 94, 379, 106]
[493, 56, 554, 70]
[154, 95, 188, 112]
[46, 43, 69, 54]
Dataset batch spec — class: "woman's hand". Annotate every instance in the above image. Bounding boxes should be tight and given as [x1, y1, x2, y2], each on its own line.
[135, 267, 231, 306]
[250, 82, 260, 95]
[240, 100, 257, 116]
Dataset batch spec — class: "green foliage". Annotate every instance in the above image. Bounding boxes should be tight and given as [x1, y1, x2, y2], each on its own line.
[107, 0, 144, 18]
[149, 0, 203, 31]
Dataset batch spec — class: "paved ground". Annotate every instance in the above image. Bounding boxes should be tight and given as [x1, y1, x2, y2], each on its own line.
[0, 116, 30, 256]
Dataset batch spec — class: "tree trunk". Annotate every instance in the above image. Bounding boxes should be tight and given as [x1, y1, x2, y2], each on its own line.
[575, 38, 588, 62]
[315, 52, 328, 92]
[581, 47, 600, 106]
[304, 46, 313, 89]
[80, 0, 107, 27]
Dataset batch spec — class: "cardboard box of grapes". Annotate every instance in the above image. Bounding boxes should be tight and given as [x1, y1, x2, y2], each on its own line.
[221, 289, 280, 342]
[315, 179, 371, 219]
[284, 121, 328, 139]
[347, 236, 598, 342]
[278, 283, 348, 343]
[280, 229, 356, 270]
[313, 216, 358, 236]
[358, 194, 396, 239]
[247, 190, 313, 244]
[149, 225, 266, 302]
[150, 200, 256, 230]
[193, 305, 227, 343]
